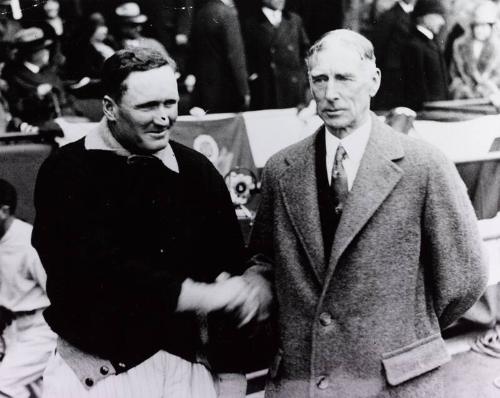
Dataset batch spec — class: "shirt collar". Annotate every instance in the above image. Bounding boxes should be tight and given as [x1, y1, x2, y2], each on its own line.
[262, 7, 282, 26]
[84, 118, 179, 173]
[416, 25, 434, 40]
[325, 117, 371, 165]
[23, 61, 40, 74]
[398, 1, 414, 13]
[220, 0, 234, 6]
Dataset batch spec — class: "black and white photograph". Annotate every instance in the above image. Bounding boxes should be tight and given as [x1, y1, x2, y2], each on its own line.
[1, 0, 500, 397]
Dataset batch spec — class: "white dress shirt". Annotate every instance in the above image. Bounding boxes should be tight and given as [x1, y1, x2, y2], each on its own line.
[24, 61, 41, 74]
[325, 117, 371, 191]
[398, 1, 414, 14]
[85, 118, 179, 173]
[262, 7, 282, 26]
[416, 25, 434, 41]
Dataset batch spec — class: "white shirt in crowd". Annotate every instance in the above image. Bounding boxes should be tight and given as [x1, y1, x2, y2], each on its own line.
[416, 25, 434, 41]
[262, 7, 282, 26]
[398, 0, 415, 14]
[0, 218, 49, 312]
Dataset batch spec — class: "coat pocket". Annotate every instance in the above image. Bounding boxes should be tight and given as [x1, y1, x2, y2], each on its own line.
[382, 333, 450, 386]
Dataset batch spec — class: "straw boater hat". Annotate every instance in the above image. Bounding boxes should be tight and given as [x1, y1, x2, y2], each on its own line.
[115, 2, 148, 24]
[13, 27, 53, 53]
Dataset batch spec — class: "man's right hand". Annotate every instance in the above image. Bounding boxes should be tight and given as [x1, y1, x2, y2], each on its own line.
[176, 275, 260, 327]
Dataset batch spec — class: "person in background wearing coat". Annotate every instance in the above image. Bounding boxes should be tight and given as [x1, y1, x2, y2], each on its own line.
[2, 27, 76, 129]
[401, 0, 448, 111]
[112, 2, 169, 58]
[248, 29, 487, 397]
[449, 1, 500, 100]
[370, 0, 416, 110]
[243, 0, 310, 110]
[187, 0, 250, 113]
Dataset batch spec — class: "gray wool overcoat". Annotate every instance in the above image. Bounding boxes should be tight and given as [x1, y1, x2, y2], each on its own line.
[248, 114, 488, 398]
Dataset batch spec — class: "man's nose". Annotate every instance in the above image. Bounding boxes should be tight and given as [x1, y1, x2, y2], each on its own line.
[153, 106, 171, 127]
[325, 79, 340, 102]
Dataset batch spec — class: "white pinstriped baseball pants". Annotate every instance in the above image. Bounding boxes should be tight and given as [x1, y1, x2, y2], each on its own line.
[41, 350, 218, 398]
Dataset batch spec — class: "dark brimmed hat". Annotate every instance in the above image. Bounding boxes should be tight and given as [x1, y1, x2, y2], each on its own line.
[13, 27, 52, 52]
[413, 0, 446, 18]
[115, 2, 147, 24]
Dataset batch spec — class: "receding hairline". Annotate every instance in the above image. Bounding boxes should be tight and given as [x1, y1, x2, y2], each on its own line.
[306, 29, 377, 70]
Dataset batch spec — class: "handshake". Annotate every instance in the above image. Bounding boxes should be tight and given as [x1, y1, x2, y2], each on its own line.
[177, 271, 272, 327]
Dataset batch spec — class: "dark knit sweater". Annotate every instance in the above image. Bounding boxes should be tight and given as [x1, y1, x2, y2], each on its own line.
[32, 138, 245, 372]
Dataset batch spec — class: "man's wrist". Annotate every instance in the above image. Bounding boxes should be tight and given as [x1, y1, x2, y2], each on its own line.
[176, 278, 213, 314]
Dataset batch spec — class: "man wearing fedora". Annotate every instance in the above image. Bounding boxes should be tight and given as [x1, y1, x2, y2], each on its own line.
[2, 27, 75, 128]
[113, 2, 169, 58]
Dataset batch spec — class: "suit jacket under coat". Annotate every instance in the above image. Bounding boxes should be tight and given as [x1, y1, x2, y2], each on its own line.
[243, 10, 309, 110]
[188, 0, 249, 113]
[401, 27, 449, 111]
[249, 114, 487, 397]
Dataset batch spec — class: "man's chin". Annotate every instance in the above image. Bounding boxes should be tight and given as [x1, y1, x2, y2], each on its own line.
[324, 119, 350, 131]
[140, 138, 170, 154]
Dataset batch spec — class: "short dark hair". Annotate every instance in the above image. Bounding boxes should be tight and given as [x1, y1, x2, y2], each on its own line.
[101, 47, 177, 102]
[0, 179, 17, 214]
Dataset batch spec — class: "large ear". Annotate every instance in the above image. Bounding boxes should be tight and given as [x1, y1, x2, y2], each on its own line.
[103, 95, 118, 122]
[369, 67, 382, 98]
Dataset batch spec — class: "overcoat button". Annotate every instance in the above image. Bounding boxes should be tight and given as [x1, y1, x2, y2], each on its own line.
[317, 375, 329, 389]
[100, 365, 109, 375]
[118, 362, 126, 369]
[319, 312, 332, 326]
[85, 378, 94, 387]
[493, 377, 500, 389]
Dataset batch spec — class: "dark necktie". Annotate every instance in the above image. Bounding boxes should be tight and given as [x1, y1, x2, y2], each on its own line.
[331, 145, 348, 216]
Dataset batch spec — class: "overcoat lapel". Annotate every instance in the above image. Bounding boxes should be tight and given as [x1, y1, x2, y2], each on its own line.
[279, 131, 324, 285]
[324, 116, 405, 286]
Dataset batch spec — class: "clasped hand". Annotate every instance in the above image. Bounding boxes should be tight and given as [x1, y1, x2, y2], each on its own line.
[177, 272, 268, 328]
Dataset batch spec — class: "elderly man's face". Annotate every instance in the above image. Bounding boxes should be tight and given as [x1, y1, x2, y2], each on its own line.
[107, 65, 179, 154]
[309, 43, 380, 134]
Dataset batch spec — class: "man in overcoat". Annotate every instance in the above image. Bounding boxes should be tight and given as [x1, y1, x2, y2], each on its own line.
[248, 29, 487, 397]
[187, 0, 250, 113]
[401, 0, 449, 110]
[370, 0, 416, 110]
[243, 0, 309, 110]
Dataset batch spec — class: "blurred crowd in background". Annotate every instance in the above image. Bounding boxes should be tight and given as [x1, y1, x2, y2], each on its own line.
[0, 0, 499, 134]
